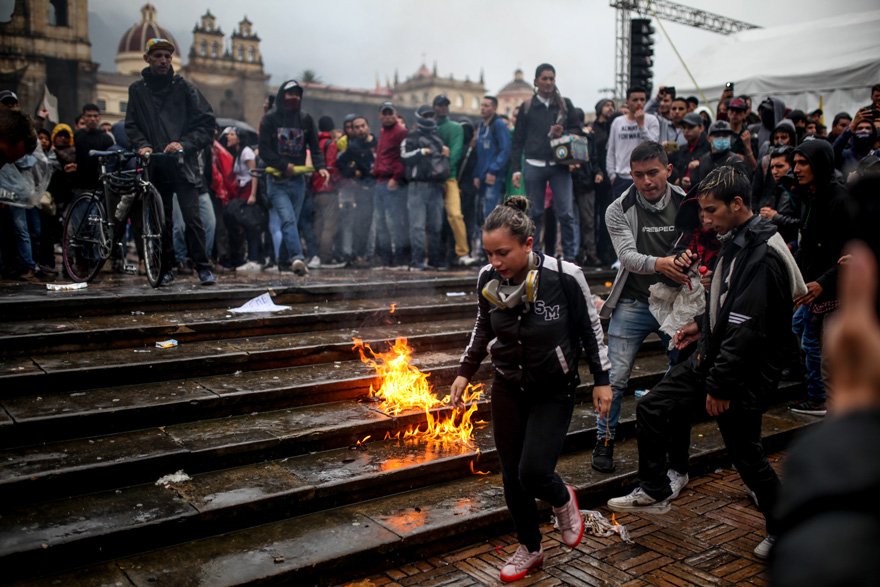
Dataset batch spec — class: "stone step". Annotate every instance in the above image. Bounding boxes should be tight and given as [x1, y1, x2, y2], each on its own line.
[0, 343, 666, 448]
[0, 354, 673, 503]
[4, 404, 816, 586]
[0, 293, 479, 355]
[0, 317, 480, 394]
[0, 274, 496, 322]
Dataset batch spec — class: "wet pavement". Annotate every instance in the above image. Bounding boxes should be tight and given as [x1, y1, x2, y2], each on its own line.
[0, 265, 816, 585]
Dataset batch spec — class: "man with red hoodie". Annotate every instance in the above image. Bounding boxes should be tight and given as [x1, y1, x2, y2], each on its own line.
[311, 116, 340, 267]
[372, 101, 409, 267]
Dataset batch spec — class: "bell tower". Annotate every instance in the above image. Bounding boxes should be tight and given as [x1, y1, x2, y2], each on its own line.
[230, 16, 262, 71]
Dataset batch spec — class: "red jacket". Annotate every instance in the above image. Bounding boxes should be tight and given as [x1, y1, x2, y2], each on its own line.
[211, 140, 235, 204]
[372, 122, 407, 181]
[309, 131, 339, 193]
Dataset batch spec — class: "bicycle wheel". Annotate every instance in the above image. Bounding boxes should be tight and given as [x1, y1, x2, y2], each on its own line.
[141, 184, 165, 288]
[62, 193, 108, 282]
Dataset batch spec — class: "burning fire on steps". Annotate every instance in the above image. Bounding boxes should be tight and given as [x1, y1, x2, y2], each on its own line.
[351, 337, 486, 448]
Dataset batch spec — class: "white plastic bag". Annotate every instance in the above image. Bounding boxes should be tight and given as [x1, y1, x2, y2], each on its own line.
[0, 145, 51, 209]
[648, 277, 705, 349]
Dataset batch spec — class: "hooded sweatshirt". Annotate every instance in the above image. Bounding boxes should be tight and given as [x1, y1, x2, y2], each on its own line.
[258, 81, 324, 173]
[750, 97, 786, 157]
[752, 119, 798, 208]
[792, 139, 850, 303]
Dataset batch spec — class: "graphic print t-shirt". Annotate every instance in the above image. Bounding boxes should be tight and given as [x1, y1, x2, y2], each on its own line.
[277, 127, 305, 160]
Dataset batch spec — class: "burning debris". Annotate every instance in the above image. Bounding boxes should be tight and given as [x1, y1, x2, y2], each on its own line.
[352, 337, 485, 448]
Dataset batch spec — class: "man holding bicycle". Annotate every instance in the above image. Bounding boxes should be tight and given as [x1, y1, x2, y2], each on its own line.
[124, 37, 217, 286]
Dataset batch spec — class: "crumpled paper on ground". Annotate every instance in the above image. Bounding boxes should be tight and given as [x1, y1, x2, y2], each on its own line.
[155, 470, 191, 487]
[648, 278, 705, 349]
[582, 509, 634, 544]
[229, 292, 291, 314]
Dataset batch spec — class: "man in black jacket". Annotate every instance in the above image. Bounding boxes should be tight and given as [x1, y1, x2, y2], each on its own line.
[125, 37, 216, 286]
[510, 64, 581, 260]
[788, 139, 851, 416]
[74, 103, 114, 190]
[607, 166, 806, 560]
[591, 99, 616, 265]
[258, 79, 329, 276]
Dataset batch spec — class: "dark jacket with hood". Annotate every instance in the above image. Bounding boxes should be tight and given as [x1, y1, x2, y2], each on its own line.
[511, 93, 580, 173]
[694, 215, 805, 409]
[749, 96, 786, 158]
[258, 82, 324, 173]
[458, 254, 610, 390]
[833, 124, 878, 177]
[771, 409, 880, 587]
[589, 99, 613, 176]
[693, 147, 749, 188]
[752, 120, 797, 208]
[125, 66, 216, 186]
[792, 139, 850, 303]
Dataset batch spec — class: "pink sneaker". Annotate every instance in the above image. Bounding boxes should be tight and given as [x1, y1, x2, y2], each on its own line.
[499, 544, 544, 582]
[553, 484, 585, 548]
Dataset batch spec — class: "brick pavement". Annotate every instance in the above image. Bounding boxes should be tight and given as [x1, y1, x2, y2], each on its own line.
[339, 455, 785, 587]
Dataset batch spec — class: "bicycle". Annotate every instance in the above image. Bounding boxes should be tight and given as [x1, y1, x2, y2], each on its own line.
[61, 150, 180, 288]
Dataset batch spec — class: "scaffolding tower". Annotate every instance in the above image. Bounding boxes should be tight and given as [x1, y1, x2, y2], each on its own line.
[610, 0, 760, 100]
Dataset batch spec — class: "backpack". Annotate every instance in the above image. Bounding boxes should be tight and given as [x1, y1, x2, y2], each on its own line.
[404, 130, 450, 182]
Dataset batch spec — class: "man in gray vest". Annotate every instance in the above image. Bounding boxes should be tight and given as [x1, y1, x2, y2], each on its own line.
[594, 141, 690, 477]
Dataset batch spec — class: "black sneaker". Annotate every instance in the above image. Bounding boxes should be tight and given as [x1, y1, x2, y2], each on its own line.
[592, 440, 615, 473]
[198, 269, 216, 286]
[789, 399, 826, 416]
[158, 272, 175, 287]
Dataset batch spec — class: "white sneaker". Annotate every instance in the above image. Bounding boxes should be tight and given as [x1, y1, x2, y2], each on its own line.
[753, 535, 775, 559]
[499, 544, 544, 583]
[457, 254, 479, 267]
[236, 261, 262, 272]
[292, 259, 308, 276]
[607, 487, 671, 514]
[667, 469, 689, 500]
[307, 256, 322, 269]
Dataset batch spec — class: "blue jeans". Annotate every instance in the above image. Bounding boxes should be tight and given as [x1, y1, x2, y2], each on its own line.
[523, 163, 577, 260]
[407, 181, 444, 267]
[267, 175, 306, 261]
[172, 192, 215, 263]
[792, 305, 825, 401]
[9, 206, 37, 270]
[480, 180, 504, 222]
[373, 180, 409, 266]
[298, 190, 318, 258]
[598, 297, 676, 440]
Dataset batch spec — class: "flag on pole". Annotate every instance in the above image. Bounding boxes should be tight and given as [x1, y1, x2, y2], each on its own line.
[39, 84, 59, 124]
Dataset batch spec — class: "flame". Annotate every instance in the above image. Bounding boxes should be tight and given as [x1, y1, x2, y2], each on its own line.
[611, 513, 620, 526]
[352, 337, 485, 447]
[470, 460, 490, 476]
[389, 303, 397, 315]
[356, 435, 371, 446]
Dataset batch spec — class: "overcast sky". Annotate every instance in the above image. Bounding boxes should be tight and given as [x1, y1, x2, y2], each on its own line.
[89, 0, 876, 109]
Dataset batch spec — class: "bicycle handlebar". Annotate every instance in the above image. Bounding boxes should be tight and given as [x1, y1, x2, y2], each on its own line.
[88, 149, 185, 163]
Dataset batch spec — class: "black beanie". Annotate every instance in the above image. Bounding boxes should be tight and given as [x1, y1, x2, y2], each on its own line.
[318, 116, 335, 133]
[594, 99, 612, 118]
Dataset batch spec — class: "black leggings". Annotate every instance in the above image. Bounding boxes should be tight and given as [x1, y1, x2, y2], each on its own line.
[491, 376, 575, 551]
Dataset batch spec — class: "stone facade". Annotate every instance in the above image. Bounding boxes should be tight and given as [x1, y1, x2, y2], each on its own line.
[0, 0, 98, 124]
[496, 69, 534, 118]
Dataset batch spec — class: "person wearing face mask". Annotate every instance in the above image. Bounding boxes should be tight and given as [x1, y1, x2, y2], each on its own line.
[258, 79, 330, 276]
[691, 121, 749, 188]
[833, 107, 878, 178]
[752, 119, 798, 209]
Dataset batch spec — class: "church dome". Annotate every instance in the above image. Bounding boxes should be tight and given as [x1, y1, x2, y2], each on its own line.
[115, 4, 182, 75]
[498, 69, 533, 95]
[117, 4, 178, 55]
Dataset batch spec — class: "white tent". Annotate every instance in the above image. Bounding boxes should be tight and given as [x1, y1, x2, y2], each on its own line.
[658, 10, 880, 120]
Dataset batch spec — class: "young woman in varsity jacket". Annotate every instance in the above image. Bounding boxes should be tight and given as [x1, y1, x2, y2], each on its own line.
[450, 196, 611, 583]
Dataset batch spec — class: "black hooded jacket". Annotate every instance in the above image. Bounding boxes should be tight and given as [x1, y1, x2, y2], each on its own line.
[792, 139, 850, 301]
[694, 216, 799, 408]
[125, 67, 216, 186]
[258, 81, 324, 173]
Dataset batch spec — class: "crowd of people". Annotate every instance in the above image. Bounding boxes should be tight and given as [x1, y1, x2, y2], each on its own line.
[2, 36, 880, 584]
